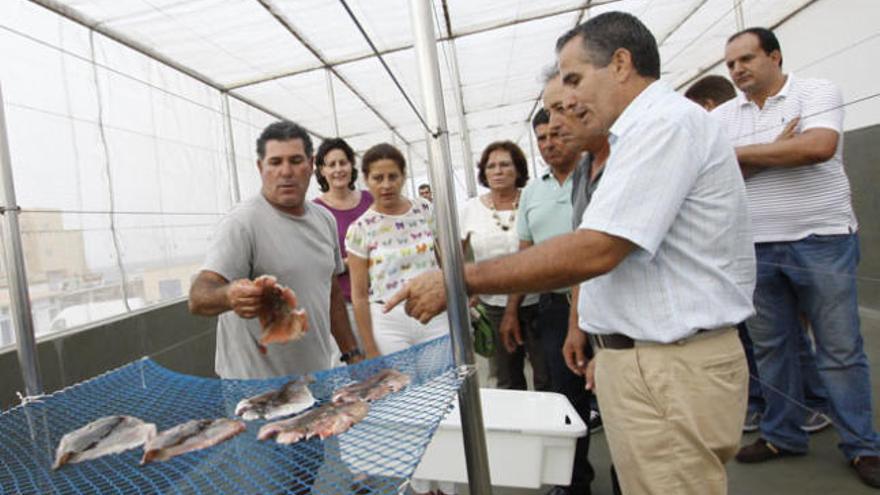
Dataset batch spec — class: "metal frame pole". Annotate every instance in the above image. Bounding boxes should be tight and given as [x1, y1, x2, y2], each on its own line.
[408, 1, 492, 493]
[326, 69, 340, 137]
[446, 40, 477, 197]
[405, 145, 417, 198]
[221, 92, 241, 204]
[526, 121, 539, 179]
[0, 84, 43, 396]
[734, 0, 745, 31]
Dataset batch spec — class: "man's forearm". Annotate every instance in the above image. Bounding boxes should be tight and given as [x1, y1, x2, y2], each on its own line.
[465, 230, 632, 296]
[329, 277, 358, 353]
[736, 129, 837, 168]
[568, 285, 581, 335]
[504, 293, 525, 315]
[188, 273, 231, 316]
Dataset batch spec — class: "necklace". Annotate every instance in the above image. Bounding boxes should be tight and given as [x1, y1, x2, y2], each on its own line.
[487, 192, 519, 232]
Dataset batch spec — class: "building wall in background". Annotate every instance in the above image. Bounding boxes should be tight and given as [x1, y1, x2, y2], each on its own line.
[0, 300, 216, 410]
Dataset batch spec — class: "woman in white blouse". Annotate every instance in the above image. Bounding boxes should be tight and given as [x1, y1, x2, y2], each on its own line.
[460, 141, 549, 391]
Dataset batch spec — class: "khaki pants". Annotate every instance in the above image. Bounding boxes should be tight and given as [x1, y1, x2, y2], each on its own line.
[594, 328, 747, 495]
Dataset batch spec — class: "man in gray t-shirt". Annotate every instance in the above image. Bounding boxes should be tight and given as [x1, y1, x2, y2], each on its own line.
[189, 121, 361, 379]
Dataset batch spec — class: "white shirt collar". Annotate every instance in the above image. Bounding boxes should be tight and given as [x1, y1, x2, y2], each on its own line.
[737, 73, 795, 107]
[609, 80, 668, 142]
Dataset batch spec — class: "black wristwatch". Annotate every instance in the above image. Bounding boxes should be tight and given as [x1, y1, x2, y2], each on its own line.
[340, 348, 364, 363]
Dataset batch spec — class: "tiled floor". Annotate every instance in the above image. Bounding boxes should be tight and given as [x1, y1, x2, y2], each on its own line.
[449, 310, 880, 495]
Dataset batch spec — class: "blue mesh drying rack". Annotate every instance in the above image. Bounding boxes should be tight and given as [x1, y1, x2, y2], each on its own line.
[0, 336, 463, 494]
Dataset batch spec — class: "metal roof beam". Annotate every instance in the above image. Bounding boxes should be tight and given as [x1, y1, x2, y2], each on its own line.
[227, 0, 626, 90]
[255, 0, 410, 145]
[673, 0, 819, 91]
[26, 0, 326, 140]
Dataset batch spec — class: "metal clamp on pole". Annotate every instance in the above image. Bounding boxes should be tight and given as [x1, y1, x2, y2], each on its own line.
[0, 84, 43, 397]
[408, 2, 492, 494]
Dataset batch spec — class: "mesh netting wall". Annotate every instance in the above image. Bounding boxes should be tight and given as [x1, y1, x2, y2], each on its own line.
[0, 336, 462, 495]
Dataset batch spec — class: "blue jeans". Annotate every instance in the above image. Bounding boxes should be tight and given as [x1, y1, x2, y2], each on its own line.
[748, 233, 880, 458]
[740, 322, 829, 414]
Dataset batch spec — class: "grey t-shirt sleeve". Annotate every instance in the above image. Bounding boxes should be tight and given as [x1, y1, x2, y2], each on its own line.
[202, 215, 253, 282]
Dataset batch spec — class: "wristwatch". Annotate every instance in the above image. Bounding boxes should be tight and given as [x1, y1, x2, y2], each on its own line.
[340, 348, 364, 363]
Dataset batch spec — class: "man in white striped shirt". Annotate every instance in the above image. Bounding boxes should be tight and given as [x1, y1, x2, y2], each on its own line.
[713, 27, 880, 488]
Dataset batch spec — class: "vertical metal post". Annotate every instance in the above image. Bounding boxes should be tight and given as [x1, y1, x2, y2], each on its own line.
[408, 2, 492, 493]
[446, 40, 477, 198]
[526, 121, 539, 179]
[0, 84, 43, 396]
[405, 145, 417, 198]
[326, 69, 340, 137]
[221, 92, 241, 204]
[734, 0, 745, 30]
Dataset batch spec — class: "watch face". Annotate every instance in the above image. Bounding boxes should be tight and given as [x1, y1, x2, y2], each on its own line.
[341, 349, 363, 362]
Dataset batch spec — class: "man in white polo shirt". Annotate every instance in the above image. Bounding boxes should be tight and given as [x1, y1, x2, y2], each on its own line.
[388, 12, 755, 495]
[713, 27, 880, 488]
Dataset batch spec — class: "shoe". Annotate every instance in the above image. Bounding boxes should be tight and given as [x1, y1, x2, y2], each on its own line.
[545, 485, 590, 495]
[544, 486, 569, 495]
[735, 438, 804, 463]
[588, 409, 602, 434]
[801, 411, 832, 433]
[743, 410, 762, 433]
[852, 456, 880, 488]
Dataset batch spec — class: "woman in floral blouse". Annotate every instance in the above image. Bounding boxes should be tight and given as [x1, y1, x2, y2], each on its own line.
[346, 143, 447, 359]
[346, 143, 452, 495]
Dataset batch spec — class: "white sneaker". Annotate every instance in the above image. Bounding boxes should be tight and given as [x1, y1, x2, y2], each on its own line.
[801, 411, 832, 433]
[588, 409, 602, 434]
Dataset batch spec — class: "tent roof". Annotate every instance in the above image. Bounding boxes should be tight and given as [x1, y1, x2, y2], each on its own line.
[31, 0, 814, 175]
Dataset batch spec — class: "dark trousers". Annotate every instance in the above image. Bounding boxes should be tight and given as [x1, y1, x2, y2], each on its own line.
[537, 293, 594, 494]
[483, 302, 551, 391]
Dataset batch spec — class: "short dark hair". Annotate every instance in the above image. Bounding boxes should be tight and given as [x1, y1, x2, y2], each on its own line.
[684, 75, 737, 107]
[477, 141, 529, 188]
[362, 143, 406, 177]
[556, 12, 661, 79]
[314, 138, 357, 192]
[418, 183, 430, 191]
[542, 64, 560, 83]
[728, 27, 783, 67]
[256, 120, 313, 160]
[532, 108, 549, 130]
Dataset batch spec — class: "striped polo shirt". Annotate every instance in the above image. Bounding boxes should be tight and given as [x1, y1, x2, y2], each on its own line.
[712, 74, 857, 243]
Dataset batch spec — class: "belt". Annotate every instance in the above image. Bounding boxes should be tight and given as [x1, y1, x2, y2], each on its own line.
[539, 292, 571, 304]
[589, 327, 732, 350]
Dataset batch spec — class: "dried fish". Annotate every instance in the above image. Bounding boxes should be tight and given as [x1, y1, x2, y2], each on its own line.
[234, 376, 316, 421]
[53, 415, 156, 470]
[332, 369, 411, 405]
[141, 418, 246, 464]
[258, 401, 370, 445]
[255, 275, 309, 349]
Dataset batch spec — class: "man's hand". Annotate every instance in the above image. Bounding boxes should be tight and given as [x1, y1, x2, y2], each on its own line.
[584, 358, 597, 391]
[563, 328, 589, 376]
[384, 269, 447, 323]
[776, 116, 800, 142]
[499, 311, 522, 353]
[225, 279, 266, 318]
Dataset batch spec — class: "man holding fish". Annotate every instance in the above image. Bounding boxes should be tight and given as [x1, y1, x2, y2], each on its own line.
[189, 120, 363, 379]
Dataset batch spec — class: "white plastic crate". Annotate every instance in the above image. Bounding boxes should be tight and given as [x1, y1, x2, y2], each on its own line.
[413, 388, 586, 488]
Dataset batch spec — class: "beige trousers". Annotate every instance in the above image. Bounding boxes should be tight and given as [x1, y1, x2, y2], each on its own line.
[594, 328, 747, 495]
